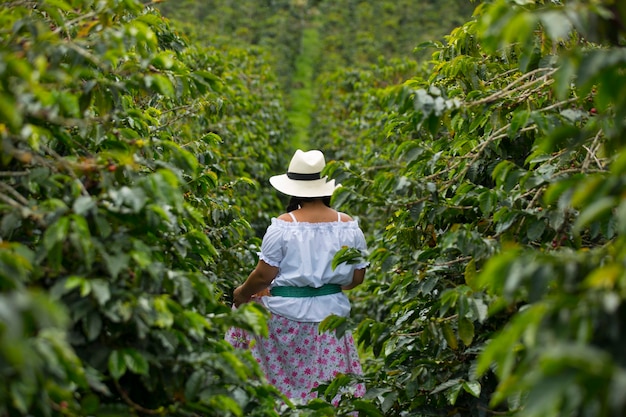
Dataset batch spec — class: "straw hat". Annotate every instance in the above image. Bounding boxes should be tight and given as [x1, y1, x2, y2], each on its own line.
[269, 149, 339, 197]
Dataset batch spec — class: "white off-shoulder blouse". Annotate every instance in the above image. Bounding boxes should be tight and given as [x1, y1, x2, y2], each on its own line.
[258, 214, 368, 322]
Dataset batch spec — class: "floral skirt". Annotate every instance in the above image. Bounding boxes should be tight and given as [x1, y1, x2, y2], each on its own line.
[225, 312, 366, 404]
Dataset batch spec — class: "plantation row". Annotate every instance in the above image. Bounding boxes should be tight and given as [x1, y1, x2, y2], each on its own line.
[1, 1, 626, 416]
[310, 1, 626, 415]
[0, 1, 290, 415]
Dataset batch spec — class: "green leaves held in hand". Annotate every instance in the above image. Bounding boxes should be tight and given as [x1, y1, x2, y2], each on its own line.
[331, 246, 366, 271]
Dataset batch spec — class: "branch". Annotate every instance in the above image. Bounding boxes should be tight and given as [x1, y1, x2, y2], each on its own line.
[541, 96, 579, 112]
[40, 145, 90, 197]
[51, 11, 97, 36]
[581, 129, 605, 170]
[0, 171, 30, 177]
[63, 41, 108, 71]
[432, 256, 472, 267]
[0, 192, 27, 211]
[553, 167, 606, 176]
[414, 256, 472, 269]
[0, 182, 29, 205]
[0, 188, 47, 227]
[477, 405, 515, 416]
[420, 121, 534, 185]
[467, 67, 557, 107]
[451, 124, 535, 185]
[527, 185, 545, 209]
[113, 379, 164, 416]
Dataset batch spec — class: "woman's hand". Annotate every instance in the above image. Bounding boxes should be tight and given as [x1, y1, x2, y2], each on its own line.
[233, 285, 251, 307]
[232, 260, 279, 307]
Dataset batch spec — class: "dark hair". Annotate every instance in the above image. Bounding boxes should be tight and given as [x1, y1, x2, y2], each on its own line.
[286, 196, 331, 212]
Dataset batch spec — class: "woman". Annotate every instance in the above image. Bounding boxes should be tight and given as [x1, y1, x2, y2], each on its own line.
[226, 149, 368, 404]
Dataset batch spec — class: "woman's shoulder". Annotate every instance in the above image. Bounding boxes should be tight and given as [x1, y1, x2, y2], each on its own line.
[338, 212, 353, 222]
[271, 211, 357, 226]
[277, 212, 294, 222]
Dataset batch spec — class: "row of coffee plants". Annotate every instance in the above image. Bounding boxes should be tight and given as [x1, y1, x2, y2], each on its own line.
[0, 1, 292, 415]
[156, 0, 308, 92]
[311, 0, 626, 415]
[156, 0, 474, 92]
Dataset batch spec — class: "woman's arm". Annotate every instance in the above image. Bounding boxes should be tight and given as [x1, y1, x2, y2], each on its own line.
[342, 268, 366, 291]
[233, 260, 279, 307]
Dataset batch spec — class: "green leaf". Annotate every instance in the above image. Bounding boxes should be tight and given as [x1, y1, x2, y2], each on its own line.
[477, 247, 522, 294]
[463, 381, 481, 398]
[184, 370, 204, 401]
[319, 314, 348, 338]
[353, 399, 384, 417]
[108, 350, 127, 380]
[0, 92, 23, 131]
[573, 197, 617, 234]
[493, 207, 520, 234]
[193, 70, 223, 92]
[10, 381, 35, 413]
[458, 317, 475, 346]
[161, 141, 199, 175]
[526, 218, 546, 241]
[464, 258, 478, 291]
[185, 230, 217, 264]
[322, 373, 352, 400]
[81, 394, 101, 414]
[432, 378, 463, 405]
[446, 383, 463, 405]
[83, 312, 102, 342]
[521, 372, 577, 416]
[73, 196, 96, 215]
[0, 246, 34, 286]
[57, 91, 80, 117]
[331, 246, 366, 270]
[109, 186, 147, 213]
[64, 275, 87, 292]
[93, 213, 112, 238]
[475, 303, 547, 379]
[100, 250, 130, 279]
[331, 185, 352, 208]
[208, 394, 243, 417]
[570, 176, 606, 208]
[491, 160, 515, 187]
[70, 214, 95, 268]
[543, 177, 579, 206]
[43, 216, 70, 251]
[154, 296, 174, 328]
[432, 378, 462, 395]
[554, 56, 576, 99]
[583, 263, 622, 290]
[539, 10, 573, 41]
[90, 279, 111, 305]
[147, 74, 175, 97]
[218, 351, 249, 381]
[478, 189, 496, 215]
[441, 322, 458, 350]
[509, 110, 530, 135]
[123, 349, 149, 375]
[236, 303, 269, 337]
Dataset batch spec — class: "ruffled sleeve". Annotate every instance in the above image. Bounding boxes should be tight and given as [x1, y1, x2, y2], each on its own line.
[354, 226, 370, 270]
[257, 222, 283, 267]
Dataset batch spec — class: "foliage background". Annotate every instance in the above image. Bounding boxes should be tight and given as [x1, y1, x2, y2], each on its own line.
[2, 0, 626, 416]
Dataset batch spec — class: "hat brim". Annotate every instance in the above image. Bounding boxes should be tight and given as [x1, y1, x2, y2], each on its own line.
[269, 174, 339, 197]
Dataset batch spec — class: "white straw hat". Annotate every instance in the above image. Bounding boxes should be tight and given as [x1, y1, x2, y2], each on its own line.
[269, 149, 339, 197]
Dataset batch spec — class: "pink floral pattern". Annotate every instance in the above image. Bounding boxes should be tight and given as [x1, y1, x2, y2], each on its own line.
[226, 313, 365, 404]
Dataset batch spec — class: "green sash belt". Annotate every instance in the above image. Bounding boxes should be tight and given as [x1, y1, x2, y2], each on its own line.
[270, 284, 342, 298]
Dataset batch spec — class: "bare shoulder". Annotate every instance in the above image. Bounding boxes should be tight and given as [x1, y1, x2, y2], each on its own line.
[277, 213, 293, 222]
[339, 212, 353, 222]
